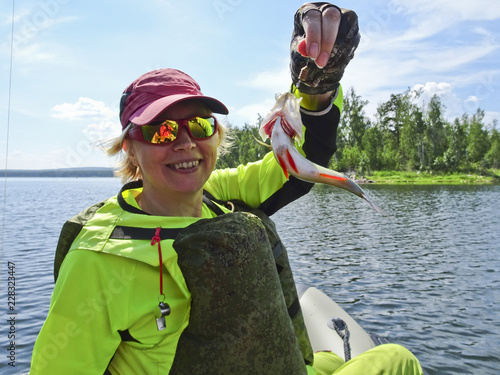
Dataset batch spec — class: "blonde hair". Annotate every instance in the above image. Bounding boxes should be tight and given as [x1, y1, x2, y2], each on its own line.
[106, 121, 231, 184]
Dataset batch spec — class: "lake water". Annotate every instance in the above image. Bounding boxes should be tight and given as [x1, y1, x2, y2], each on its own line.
[1, 178, 499, 374]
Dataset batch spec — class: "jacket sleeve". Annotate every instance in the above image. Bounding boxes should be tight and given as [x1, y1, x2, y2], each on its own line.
[206, 86, 342, 216]
[30, 250, 127, 374]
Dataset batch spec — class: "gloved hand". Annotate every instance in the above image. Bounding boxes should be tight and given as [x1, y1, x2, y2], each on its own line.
[290, 3, 360, 95]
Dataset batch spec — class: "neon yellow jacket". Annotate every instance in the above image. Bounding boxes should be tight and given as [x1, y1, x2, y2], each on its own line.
[30, 91, 343, 374]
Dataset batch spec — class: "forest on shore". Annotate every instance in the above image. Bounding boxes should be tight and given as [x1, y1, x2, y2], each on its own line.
[216, 87, 500, 182]
[6, 87, 498, 183]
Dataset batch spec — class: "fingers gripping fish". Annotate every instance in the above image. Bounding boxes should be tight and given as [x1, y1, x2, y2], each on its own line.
[260, 92, 383, 213]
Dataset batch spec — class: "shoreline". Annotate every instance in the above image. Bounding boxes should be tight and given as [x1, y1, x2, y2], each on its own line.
[3, 168, 500, 185]
[1, 168, 114, 178]
[356, 170, 500, 185]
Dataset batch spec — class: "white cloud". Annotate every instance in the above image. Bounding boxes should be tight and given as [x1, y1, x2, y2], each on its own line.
[381, 0, 500, 44]
[410, 81, 478, 119]
[465, 96, 480, 106]
[12, 42, 56, 64]
[484, 111, 500, 128]
[342, 0, 500, 122]
[3, 3, 78, 68]
[227, 97, 277, 127]
[411, 82, 462, 114]
[391, 0, 500, 22]
[422, 44, 499, 72]
[10, 0, 77, 38]
[473, 27, 494, 39]
[359, 0, 500, 56]
[239, 65, 290, 93]
[223, 63, 292, 126]
[4, 8, 30, 25]
[413, 82, 453, 96]
[13, 15, 77, 46]
[461, 69, 500, 95]
[83, 120, 122, 142]
[51, 97, 121, 147]
[359, 23, 499, 74]
[409, 81, 500, 121]
[51, 97, 116, 122]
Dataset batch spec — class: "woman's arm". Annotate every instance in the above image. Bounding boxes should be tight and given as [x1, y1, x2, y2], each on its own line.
[258, 86, 342, 215]
[30, 251, 125, 374]
[205, 86, 342, 215]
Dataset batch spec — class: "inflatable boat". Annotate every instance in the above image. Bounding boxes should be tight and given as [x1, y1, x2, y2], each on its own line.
[297, 284, 388, 361]
[20, 285, 387, 375]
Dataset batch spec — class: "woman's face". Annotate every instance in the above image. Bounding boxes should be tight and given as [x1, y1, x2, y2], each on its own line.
[125, 100, 219, 198]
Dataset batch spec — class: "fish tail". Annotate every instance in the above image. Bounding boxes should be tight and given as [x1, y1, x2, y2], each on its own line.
[314, 166, 385, 214]
[360, 192, 385, 214]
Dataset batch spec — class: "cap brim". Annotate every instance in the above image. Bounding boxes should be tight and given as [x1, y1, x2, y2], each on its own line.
[129, 94, 229, 125]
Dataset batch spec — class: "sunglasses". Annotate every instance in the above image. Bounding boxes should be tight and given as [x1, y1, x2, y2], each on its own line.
[127, 115, 218, 145]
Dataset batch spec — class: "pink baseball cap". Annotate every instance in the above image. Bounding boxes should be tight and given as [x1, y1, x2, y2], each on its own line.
[119, 68, 229, 128]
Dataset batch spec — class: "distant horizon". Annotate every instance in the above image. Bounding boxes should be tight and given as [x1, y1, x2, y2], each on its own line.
[1, 167, 115, 178]
[2, 166, 113, 171]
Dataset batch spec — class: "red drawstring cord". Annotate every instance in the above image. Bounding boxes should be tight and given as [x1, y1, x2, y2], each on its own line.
[151, 227, 163, 296]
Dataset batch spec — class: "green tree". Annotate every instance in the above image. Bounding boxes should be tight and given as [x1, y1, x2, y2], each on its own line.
[333, 88, 371, 172]
[377, 91, 409, 147]
[415, 108, 427, 169]
[376, 89, 415, 169]
[425, 95, 448, 170]
[484, 123, 500, 168]
[361, 125, 383, 172]
[340, 88, 370, 148]
[332, 145, 362, 172]
[218, 89, 500, 176]
[467, 109, 490, 167]
[400, 106, 424, 170]
[443, 116, 468, 171]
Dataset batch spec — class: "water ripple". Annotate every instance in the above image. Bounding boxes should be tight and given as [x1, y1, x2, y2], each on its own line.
[274, 184, 500, 375]
[1, 180, 499, 374]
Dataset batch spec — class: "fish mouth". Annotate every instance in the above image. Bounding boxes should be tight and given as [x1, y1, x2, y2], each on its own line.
[168, 160, 201, 170]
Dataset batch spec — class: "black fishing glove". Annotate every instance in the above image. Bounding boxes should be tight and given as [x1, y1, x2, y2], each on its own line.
[290, 3, 360, 95]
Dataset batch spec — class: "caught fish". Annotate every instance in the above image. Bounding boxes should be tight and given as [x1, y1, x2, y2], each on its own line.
[260, 92, 383, 213]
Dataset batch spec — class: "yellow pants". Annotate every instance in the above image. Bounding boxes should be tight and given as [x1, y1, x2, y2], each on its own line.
[307, 344, 424, 375]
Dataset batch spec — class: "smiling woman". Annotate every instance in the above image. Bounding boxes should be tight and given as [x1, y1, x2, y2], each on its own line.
[105, 71, 232, 188]
[102, 69, 231, 217]
[28, 3, 424, 375]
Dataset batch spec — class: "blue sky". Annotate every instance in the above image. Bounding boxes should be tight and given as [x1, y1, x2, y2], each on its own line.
[1, 0, 499, 170]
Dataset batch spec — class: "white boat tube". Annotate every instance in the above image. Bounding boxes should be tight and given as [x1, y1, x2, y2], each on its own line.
[297, 284, 388, 361]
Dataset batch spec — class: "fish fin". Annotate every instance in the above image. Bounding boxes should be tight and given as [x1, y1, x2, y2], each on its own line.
[276, 155, 289, 179]
[280, 117, 298, 139]
[259, 117, 277, 140]
[286, 149, 299, 174]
